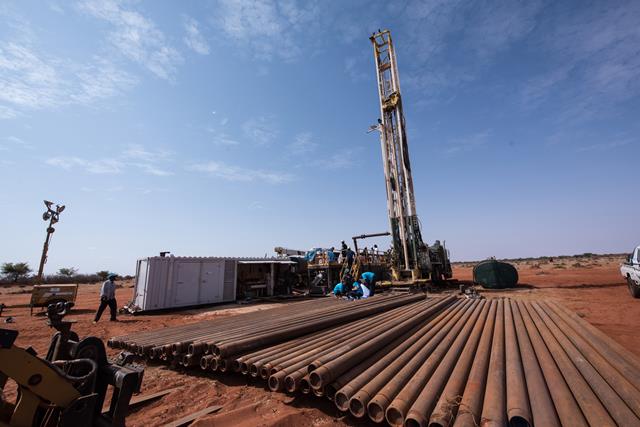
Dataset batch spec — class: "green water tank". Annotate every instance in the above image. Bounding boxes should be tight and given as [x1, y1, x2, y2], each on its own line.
[473, 260, 519, 289]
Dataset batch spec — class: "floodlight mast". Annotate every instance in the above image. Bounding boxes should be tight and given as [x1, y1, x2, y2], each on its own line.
[370, 30, 429, 281]
[37, 200, 65, 283]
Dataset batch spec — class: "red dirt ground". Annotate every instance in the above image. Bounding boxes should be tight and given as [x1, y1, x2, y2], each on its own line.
[1, 255, 638, 426]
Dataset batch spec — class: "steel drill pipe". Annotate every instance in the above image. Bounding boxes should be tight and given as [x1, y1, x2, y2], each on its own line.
[266, 300, 439, 393]
[545, 301, 640, 380]
[428, 300, 497, 427]
[366, 300, 477, 424]
[530, 301, 640, 425]
[198, 296, 412, 356]
[310, 299, 452, 405]
[341, 299, 468, 417]
[385, 300, 485, 427]
[213, 294, 426, 358]
[520, 301, 613, 426]
[262, 299, 434, 381]
[308, 297, 455, 390]
[514, 300, 587, 427]
[503, 300, 531, 427]
[507, 300, 560, 427]
[539, 302, 640, 413]
[404, 300, 490, 427]
[257, 300, 424, 373]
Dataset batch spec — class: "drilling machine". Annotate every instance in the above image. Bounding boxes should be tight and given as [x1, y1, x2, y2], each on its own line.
[369, 30, 453, 283]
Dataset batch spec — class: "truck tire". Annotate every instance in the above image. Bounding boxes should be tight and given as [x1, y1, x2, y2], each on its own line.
[628, 276, 640, 299]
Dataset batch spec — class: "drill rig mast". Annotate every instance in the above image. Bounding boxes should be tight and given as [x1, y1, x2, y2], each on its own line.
[369, 30, 452, 282]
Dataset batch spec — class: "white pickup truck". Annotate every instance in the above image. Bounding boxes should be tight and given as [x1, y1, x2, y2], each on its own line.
[621, 246, 640, 298]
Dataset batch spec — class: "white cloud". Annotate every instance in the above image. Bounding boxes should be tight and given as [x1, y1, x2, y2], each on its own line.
[521, 1, 640, 120]
[46, 144, 174, 175]
[215, 0, 320, 61]
[78, 0, 182, 79]
[46, 156, 122, 174]
[189, 161, 292, 184]
[0, 105, 18, 119]
[444, 130, 490, 155]
[0, 38, 135, 114]
[315, 149, 359, 170]
[183, 16, 209, 55]
[242, 116, 277, 145]
[288, 132, 317, 155]
[576, 138, 634, 153]
[1, 135, 31, 150]
[122, 144, 172, 162]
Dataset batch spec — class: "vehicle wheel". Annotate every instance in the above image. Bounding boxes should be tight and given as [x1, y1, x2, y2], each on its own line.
[628, 277, 640, 298]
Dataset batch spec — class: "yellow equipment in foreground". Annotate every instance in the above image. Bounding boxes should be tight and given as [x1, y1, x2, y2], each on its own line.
[0, 302, 143, 427]
[29, 285, 78, 316]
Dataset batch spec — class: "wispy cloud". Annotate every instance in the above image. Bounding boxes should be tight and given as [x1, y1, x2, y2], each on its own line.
[78, 0, 182, 79]
[46, 156, 123, 174]
[521, 1, 640, 121]
[183, 16, 209, 55]
[398, 0, 543, 95]
[242, 116, 278, 145]
[46, 144, 174, 175]
[288, 132, 317, 155]
[0, 31, 135, 114]
[576, 138, 634, 153]
[315, 148, 359, 170]
[444, 130, 490, 155]
[189, 161, 292, 184]
[215, 0, 320, 61]
[0, 135, 32, 151]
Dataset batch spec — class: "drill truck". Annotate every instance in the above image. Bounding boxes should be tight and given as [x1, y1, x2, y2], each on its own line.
[369, 30, 452, 282]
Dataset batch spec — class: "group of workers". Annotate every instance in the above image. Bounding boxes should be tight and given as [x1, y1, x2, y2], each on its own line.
[332, 271, 376, 300]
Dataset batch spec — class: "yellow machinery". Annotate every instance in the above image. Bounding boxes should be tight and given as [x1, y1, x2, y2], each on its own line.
[29, 285, 78, 316]
[0, 302, 143, 426]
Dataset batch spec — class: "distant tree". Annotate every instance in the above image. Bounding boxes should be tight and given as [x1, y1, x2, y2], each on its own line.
[1, 262, 32, 282]
[58, 267, 78, 277]
[96, 270, 110, 281]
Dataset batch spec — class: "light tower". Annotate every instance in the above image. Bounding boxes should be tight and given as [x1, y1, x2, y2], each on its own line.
[37, 200, 65, 282]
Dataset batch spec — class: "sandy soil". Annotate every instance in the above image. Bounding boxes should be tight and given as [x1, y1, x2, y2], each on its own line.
[0, 255, 638, 426]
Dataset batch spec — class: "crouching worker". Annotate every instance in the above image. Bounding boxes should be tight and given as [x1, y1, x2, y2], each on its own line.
[360, 271, 376, 296]
[349, 281, 370, 299]
[94, 273, 118, 323]
[332, 282, 346, 297]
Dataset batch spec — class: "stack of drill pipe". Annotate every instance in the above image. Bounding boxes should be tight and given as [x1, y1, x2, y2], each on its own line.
[109, 295, 640, 426]
[317, 298, 640, 427]
[108, 294, 423, 363]
[109, 298, 342, 352]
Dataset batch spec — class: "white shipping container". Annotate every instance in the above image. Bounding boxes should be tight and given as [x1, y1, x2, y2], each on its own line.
[131, 256, 237, 311]
[129, 256, 296, 312]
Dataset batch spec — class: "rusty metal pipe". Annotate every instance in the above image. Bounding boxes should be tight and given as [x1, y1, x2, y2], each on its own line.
[214, 294, 426, 357]
[521, 301, 613, 426]
[308, 297, 455, 390]
[405, 300, 491, 427]
[506, 301, 560, 427]
[339, 299, 467, 415]
[529, 301, 640, 425]
[390, 300, 485, 427]
[365, 300, 476, 424]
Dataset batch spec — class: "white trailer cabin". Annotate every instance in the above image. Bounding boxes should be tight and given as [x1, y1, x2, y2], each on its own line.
[129, 255, 297, 312]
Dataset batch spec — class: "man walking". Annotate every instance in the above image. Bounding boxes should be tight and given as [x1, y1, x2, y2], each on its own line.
[94, 273, 118, 322]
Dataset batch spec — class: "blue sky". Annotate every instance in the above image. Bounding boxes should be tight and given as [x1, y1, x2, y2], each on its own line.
[1, 0, 638, 275]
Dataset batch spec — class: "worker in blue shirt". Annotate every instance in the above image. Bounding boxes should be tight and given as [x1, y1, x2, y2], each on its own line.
[361, 271, 376, 296]
[332, 282, 346, 297]
[349, 282, 364, 299]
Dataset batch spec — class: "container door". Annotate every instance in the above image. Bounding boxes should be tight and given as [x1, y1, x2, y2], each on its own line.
[174, 262, 201, 306]
[134, 259, 148, 308]
[200, 261, 224, 303]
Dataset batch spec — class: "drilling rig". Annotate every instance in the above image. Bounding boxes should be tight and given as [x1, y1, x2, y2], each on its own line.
[370, 30, 452, 282]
